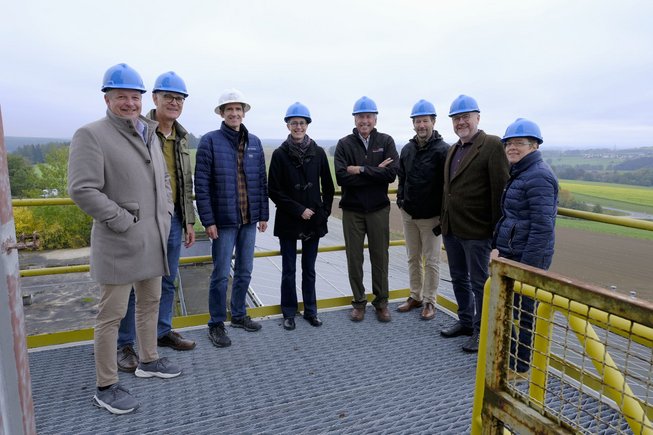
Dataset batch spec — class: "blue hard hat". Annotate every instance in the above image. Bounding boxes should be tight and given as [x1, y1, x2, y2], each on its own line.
[101, 63, 146, 93]
[502, 118, 543, 144]
[410, 99, 436, 118]
[448, 94, 480, 117]
[153, 71, 188, 97]
[352, 96, 378, 115]
[284, 102, 312, 123]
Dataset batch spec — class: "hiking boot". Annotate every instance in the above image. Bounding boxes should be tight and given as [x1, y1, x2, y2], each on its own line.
[231, 315, 262, 332]
[134, 357, 182, 379]
[117, 345, 139, 373]
[208, 323, 231, 347]
[93, 383, 139, 415]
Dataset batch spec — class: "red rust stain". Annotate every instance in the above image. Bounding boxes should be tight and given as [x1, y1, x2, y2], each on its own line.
[7, 272, 36, 434]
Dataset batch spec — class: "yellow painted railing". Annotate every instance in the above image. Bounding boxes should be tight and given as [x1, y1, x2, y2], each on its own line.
[472, 258, 653, 434]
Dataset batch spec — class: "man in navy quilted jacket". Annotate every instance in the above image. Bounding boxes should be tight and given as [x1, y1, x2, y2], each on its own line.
[194, 88, 269, 348]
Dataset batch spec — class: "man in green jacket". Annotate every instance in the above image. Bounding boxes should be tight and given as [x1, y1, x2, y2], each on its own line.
[440, 95, 509, 352]
[117, 72, 197, 374]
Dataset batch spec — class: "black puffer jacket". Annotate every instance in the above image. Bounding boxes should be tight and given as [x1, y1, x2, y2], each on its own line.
[268, 139, 335, 240]
[334, 128, 398, 213]
[397, 131, 449, 219]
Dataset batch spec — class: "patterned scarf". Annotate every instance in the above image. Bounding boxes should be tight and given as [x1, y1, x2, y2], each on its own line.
[287, 134, 311, 167]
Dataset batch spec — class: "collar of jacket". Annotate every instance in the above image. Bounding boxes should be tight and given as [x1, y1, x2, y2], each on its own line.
[352, 127, 377, 146]
[510, 149, 542, 176]
[409, 130, 443, 149]
[220, 121, 249, 146]
[105, 109, 158, 141]
[147, 109, 189, 138]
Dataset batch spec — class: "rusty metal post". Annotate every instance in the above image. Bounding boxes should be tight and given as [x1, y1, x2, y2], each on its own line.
[0, 105, 37, 434]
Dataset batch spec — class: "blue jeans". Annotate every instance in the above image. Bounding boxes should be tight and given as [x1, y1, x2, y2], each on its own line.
[279, 237, 319, 319]
[442, 234, 491, 332]
[117, 210, 182, 347]
[208, 223, 257, 326]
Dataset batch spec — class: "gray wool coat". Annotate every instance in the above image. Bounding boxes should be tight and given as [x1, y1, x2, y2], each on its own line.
[68, 109, 173, 285]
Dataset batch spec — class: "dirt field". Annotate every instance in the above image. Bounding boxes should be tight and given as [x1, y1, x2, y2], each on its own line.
[332, 202, 653, 303]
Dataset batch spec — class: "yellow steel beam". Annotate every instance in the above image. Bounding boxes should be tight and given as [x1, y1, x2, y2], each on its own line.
[27, 288, 413, 348]
[567, 313, 652, 433]
[558, 206, 653, 231]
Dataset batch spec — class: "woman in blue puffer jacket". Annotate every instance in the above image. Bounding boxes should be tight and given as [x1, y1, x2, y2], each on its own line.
[493, 118, 558, 378]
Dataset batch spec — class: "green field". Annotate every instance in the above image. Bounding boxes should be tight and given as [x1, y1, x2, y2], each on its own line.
[560, 180, 653, 212]
[558, 180, 653, 239]
[555, 217, 653, 240]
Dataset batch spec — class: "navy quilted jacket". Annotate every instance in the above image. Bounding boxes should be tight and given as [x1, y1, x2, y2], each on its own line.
[195, 122, 269, 228]
[493, 150, 558, 269]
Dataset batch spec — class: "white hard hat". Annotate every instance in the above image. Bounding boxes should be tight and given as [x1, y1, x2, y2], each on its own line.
[214, 88, 251, 114]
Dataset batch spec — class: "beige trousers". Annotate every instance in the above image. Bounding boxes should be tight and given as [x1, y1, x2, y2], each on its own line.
[401, 209, 442, 305]
[95, 277, 161, 387]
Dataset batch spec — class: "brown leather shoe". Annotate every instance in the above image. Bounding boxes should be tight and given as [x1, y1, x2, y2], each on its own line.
[157, 330, 196, 351]
[350, 307, 365, 322]
[396, 297, 423, 312]
[420, 302, 436, 320]
[117, 345, 139, 373]
[375, 306, 391, 322]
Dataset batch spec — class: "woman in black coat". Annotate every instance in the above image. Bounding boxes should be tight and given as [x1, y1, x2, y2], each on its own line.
[268, 102, 335, 330]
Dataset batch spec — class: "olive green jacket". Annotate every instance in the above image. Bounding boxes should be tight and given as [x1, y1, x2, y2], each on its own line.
[441, 130, 509, 240]
[147, 109, 195, 230]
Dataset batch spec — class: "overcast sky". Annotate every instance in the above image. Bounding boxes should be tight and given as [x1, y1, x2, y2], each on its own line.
[2, 0, 652, 148]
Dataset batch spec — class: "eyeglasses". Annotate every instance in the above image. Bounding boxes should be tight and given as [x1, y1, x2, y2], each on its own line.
[289, 121, 307, 127]
[160, 94, 185, 104]
[504, 140, 532, 148]
[452, 113, 473, 123]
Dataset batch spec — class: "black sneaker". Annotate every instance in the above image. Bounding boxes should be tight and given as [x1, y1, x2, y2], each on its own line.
[208, 323, 232, 347]
[462, 331, 480, 353]
[231, 316, 262, 332]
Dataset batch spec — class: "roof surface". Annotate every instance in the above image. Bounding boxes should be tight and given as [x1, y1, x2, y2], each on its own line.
[29, 300, 477, 434]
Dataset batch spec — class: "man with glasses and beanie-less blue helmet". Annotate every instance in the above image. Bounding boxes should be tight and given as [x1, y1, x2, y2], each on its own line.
[334, 96, 399, 323]
[116, 71, 197, 374]
[68, 63, 182, 415]
[440, 95, 509, 353]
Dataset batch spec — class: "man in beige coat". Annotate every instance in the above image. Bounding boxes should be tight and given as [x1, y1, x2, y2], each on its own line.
[68, 63, 182, 415]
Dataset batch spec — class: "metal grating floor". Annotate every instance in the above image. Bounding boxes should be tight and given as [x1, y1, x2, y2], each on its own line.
[29, 302, 477, 434]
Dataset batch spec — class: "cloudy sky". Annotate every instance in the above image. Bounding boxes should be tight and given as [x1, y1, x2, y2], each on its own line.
[2, 0, 652, 148]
